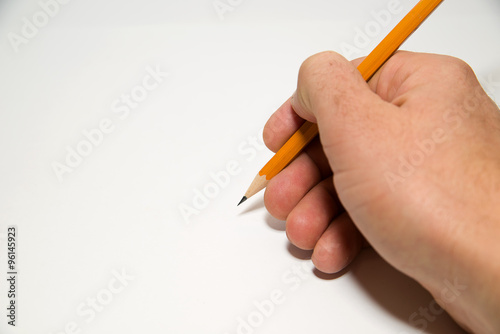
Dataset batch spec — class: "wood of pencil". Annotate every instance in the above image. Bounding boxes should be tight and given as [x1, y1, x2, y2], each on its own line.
[238, 0, 444, 206]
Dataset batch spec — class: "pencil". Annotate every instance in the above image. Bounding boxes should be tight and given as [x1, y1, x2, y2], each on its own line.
[238, 0, 444, 206]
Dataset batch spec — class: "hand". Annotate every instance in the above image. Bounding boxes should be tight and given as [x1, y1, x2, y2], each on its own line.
[263, 51, 500, 334]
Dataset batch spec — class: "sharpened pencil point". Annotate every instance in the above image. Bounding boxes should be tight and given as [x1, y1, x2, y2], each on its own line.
[237, 196, 247, 206]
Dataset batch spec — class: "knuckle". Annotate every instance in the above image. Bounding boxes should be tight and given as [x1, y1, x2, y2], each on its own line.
[299, 51, 346, 83]
[297, 51, 354, 112]
[437, 56, 477, 85]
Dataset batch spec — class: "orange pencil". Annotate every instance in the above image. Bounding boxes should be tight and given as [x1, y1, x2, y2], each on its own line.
[238, 0, 444, 206]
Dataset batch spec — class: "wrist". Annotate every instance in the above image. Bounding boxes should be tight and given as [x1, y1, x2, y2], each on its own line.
[428, 198, 500, 334]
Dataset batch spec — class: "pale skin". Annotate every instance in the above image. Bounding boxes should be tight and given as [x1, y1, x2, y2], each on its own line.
[262, 51, 500, 334]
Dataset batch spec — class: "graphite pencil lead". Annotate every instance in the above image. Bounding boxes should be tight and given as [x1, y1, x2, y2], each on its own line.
[237, 196, 248, 206]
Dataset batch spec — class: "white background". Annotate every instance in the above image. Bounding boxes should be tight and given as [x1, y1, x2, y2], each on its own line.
[1, 0, 499, 333]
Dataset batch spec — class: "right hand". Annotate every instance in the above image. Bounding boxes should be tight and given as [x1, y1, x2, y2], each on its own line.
[263, 51, 500, 333]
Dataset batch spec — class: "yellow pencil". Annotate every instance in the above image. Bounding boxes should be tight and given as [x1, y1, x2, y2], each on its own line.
[238, 0, 444, 206]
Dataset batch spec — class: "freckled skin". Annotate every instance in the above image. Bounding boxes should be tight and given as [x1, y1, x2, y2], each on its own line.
[263, 51, 500, 334]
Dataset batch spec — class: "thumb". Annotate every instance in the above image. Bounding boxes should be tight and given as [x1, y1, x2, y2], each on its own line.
[290, 51, 396, 171]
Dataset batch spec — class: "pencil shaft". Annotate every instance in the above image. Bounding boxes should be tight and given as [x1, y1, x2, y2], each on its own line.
[260, 122, 318, 180]
[258, 0, 443, 179]
[241, 0, 444, 202]
[358, 0, 444, 81]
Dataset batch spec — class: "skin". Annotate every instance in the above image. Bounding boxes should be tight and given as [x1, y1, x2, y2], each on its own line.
[262, 51, 500, 334]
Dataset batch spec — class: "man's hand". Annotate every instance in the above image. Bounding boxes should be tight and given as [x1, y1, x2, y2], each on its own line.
[263, 51, 500, 334]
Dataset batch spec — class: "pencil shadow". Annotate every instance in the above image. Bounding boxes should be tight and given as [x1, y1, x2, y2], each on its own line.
[345, 249, 466, 334]
[238, 199, 265, 215]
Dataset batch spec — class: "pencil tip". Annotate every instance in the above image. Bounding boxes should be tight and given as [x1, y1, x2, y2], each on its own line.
[237, 196, 248, 206]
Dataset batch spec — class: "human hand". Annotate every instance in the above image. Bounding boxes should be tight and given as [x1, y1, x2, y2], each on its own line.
[263, 51, 500, 334]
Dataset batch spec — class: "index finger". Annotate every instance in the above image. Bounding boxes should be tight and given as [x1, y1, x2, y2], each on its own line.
[263, 98, 304, 153]
[263, 56, 366, 153]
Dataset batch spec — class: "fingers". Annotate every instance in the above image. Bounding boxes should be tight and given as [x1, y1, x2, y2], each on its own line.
[263, 137, 333, 221]
[284, 178, 364, 274]
[285, 178, 341, 250]
[264, 152, 322, 221]
[262, 51, 398, 275]
[263, 99, 331, 179]
[287, 51, 406, 180]
[291, 51, 382, 126]
[263, 54, 365, 154]
[262, 55, 367, 152]
[263, 98, 304, 153]
[311, 212, 364, 274]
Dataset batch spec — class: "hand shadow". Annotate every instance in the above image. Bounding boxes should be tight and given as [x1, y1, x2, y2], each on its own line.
[280, 225, 467, 333]
[346, 250, 467, 334]
[258, 206, 467, 333]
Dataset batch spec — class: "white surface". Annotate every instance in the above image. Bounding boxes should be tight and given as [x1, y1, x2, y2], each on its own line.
[0, 0, 499, 333]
